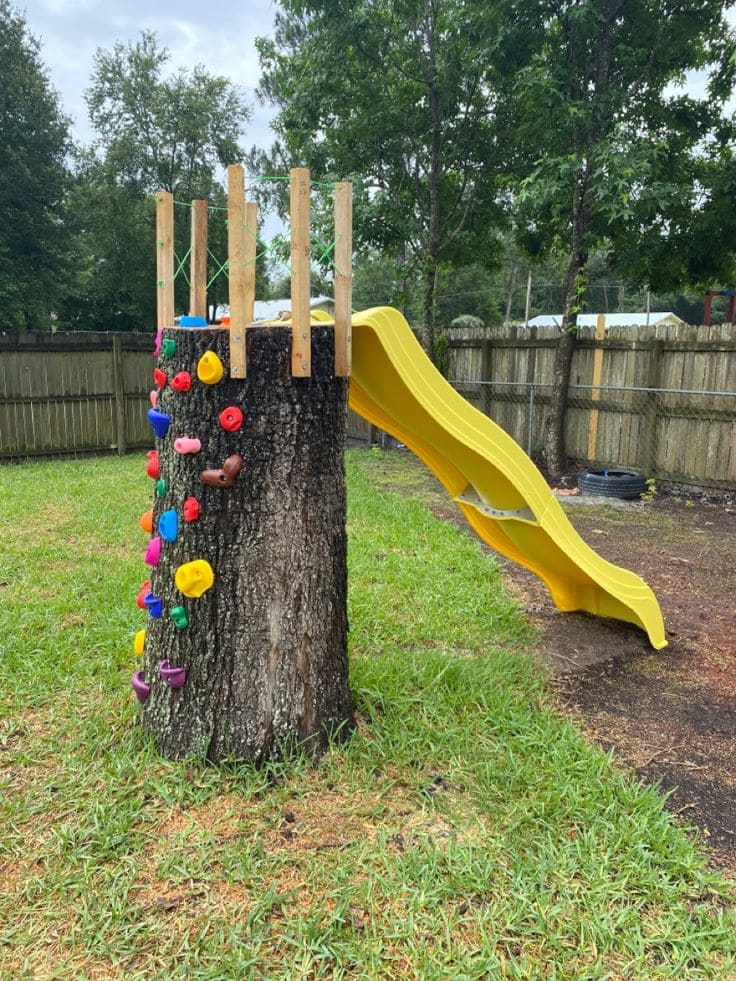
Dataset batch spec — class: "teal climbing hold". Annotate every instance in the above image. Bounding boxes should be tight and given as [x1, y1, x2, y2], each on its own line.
[159, 508, 178, 542]
[161, 338, 177, 357]
[156, 478, 166, 497]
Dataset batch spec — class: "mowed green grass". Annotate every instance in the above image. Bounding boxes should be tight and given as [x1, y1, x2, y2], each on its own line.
[0, 449, 734, 979]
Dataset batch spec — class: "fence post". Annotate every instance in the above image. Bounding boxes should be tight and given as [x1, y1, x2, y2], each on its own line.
[641, 339, 663, 475]
[481, 338, 492, 417]
[111, 334, 127, 456]
[587, 314, 606, 462]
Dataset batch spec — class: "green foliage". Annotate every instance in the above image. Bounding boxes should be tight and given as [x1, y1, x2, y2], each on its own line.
[0, 0, 71, 330]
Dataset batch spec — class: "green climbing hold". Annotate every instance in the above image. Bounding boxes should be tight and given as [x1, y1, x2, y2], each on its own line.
[161, 338, 177, 357]
[170, 605, 188, 629]
[156, 477, 166, 497]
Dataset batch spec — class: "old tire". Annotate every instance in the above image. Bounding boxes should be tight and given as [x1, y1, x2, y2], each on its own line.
[578, 469, 647, 500]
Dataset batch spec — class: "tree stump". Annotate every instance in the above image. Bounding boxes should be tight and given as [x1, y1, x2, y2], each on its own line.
[135, 325, 355, 763]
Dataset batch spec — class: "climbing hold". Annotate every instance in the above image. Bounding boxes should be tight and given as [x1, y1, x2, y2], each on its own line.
[131, 671, 150, 704]
[155, 478, 166, 498]
[140, 509, 154, 533]
[171, 371, 192, 393]
[183, 496, 200, 522]
[153, 368, 168, 389]
[201, 454, 244, 489]
[174, 436, 201, 454]
[149, 390, 158, 408]
[180, 315, 208, 327]
[133, 629, 146, 655]
[161, 338, 177, 357]
[170, 605, 189, 629]
[158, 508, 178, 542]
[159, 660, 187, 689]
[136, 580, 151, 609]
[175, 559, 214, 598]
[148, 408, 171, 439]
[144, 592, 163, 618]
[219, 406, 244, 432]
[144, 536, 162, 567]
[153, 329, 163, 357]
[197, 350, 224, 385]
[146, 450, 159, 479]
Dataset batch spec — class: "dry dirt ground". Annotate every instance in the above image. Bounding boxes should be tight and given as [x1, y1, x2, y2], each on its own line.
[370, 451, 736, 875]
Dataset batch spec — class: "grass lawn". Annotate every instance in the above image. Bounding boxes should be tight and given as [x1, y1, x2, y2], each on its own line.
[0, 449, 734, 979]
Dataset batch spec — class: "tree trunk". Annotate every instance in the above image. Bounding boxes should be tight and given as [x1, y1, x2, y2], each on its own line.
[136, 324, 355, 763]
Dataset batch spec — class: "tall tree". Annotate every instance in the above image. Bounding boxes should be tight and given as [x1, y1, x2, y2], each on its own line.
[512, 0, 735, 476]
[66, 32, 252, 330]
[256, 0, 532, 357]
[0, 0, 71, 330]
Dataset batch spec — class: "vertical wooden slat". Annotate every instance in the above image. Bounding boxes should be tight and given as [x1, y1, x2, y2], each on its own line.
[587, 314, 606, 461]
[244, 200, 258, 326]
[227, 164, 247, 378]
[334, 181, 353, 376]
[290, 167, 311, 377]
[190, 198, 208, 319]
[112, 334, 127, 455]
[156, 190, 175, 328]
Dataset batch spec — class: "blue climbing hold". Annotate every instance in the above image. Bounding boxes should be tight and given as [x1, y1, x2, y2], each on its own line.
[179, 315, 208, 327]
[148, 408, 171, 438]
[144, 592, 163, 618]
[159, 508, 179, 542]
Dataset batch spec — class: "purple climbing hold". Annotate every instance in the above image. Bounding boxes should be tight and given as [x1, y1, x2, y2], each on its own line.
[159, 660, 187, 689]
[144, 592, 163, 618]
[131, 671, 150, 703]
[147, 408, 171, 439]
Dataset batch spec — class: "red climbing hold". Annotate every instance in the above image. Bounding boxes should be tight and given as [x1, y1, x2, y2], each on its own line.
[136, 580, 151, 609]
[146, 449, 160, 479]
[171, 371, 192, 392]
[219, 406, 244, 432]
[183, 496, 200, 522]
[153, 368, 168, 389]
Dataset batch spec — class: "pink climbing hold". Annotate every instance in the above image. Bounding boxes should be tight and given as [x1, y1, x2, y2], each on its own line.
[154, 329, 163, 357]
[149, 390, 158, 408]
[131, 671, 150, 704]
[144, 535, 162, 566]
[174, 436, 202, 455]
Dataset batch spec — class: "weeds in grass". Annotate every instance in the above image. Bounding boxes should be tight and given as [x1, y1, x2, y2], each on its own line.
[0, 451, 733, 978]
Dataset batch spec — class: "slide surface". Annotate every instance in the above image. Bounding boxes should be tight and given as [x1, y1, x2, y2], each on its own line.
[348, 306, 667, 649]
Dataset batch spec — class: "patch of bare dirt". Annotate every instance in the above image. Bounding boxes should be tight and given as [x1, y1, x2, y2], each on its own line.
[365, 450, 736, 874]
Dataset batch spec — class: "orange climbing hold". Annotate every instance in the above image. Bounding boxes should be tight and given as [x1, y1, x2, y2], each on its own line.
[139, 510, 154, 533]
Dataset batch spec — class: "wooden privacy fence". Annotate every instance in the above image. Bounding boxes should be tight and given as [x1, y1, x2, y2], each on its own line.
[447, 321, 736, 489]
[0, 332, 153, 459]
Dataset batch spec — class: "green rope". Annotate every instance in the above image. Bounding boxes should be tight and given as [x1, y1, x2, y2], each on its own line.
[173, 248, 191, 287]
[206, 249, 229, 290]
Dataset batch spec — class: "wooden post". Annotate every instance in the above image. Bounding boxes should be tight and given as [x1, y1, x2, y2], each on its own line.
[227, 164, 247, 378]
[334, 182, 353, 376]
[111, 334, 126, 456]
[524, 270, 532, 328]
[244, 200, 257, 326]
[156, 191, 175, 329]
[290, 167, 311, 377]
[190, 199, 208, 320]
[480, 338, 493, 418]
[587, 314, 606, 462]
[642, 338, 663, 475]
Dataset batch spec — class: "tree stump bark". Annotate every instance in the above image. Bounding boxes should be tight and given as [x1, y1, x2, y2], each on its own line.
[136, 325, 355, 763]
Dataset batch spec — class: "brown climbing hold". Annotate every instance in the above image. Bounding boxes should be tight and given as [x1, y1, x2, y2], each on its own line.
[201, 454, 244, 489]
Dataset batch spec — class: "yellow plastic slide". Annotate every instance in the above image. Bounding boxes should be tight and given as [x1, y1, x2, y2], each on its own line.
[348, 306, 667, 649]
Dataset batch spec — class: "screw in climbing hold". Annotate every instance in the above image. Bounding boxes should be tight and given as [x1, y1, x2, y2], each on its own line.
[173, 436, 201, 454]
[197, 350, 224, 385]
[153, 368, 168, 389]
[147, 408, 171, 439]
[201, 454, 244, 489]
[133, 629, 146, 655]
[139, 509, 154, 533]
[161, 338, 176, 358]
[131, 671, 150, 704]
[219, 406, 244, 432]
[136, 580, 151, 609]
[183, 497, 200, 522]
[171, 371, 192, 393]
[146, 450, 159, 479]
[144, 536, 162, 567]
[144, 592, 163, 618]
[174, 559, 214, 598]
[170, 605, 189, 629]
[159, 660, 187, 689]
[155, 478, 166, 498]
[158, 508, 178, 542]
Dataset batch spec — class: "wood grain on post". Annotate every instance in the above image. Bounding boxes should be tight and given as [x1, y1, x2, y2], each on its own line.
[190, 199, 208, 320]
[290, 167, 311, 377]
[156, 190, 175, 329]
[227, 164, 247, 378]
[244, 201, 257, 326]
[111, 334, 127, 456]
[334, 182, 353, 376]
[587, 313, 606, 461]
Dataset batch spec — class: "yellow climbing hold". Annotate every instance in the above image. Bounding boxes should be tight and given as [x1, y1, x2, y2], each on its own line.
[175, 559, 215, 598]
[134, 629, 146, 655]
[197, 351, 224, 385]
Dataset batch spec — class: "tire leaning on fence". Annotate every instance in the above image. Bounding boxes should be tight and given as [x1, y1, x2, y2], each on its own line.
[578, 469, 647, 500]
